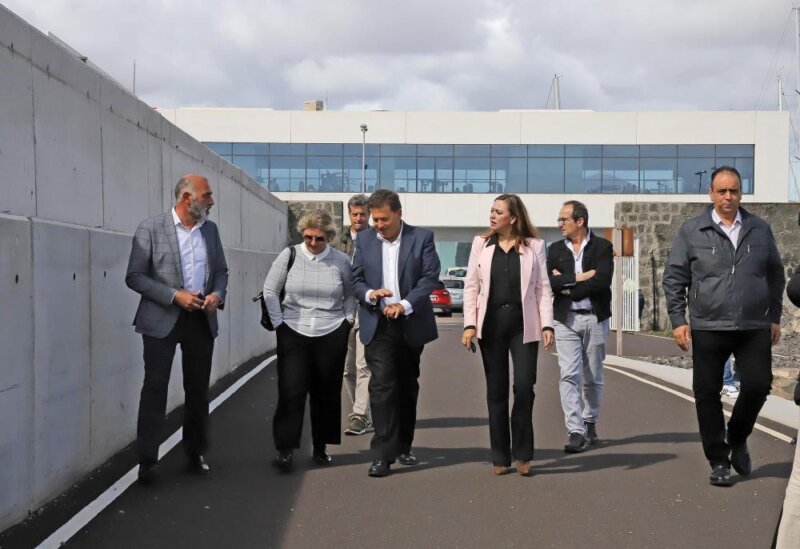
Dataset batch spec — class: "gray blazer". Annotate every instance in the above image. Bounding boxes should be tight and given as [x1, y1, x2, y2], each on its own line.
[125, 211, 229, 339]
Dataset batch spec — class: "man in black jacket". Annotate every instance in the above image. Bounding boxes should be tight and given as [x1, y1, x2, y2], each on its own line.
[663, 166, 785, 487]
[547, 200, 614, 454]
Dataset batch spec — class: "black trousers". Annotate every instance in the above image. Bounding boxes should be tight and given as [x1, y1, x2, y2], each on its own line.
[365, 316, 424, 462]
[479, 306, 539, 466]
[691, 329, 773, 466]
[273, 321, 350, 451]
[137, 310, 214, 463]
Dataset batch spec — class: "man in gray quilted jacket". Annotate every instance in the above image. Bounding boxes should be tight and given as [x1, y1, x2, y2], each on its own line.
[663, 166, 784, 487]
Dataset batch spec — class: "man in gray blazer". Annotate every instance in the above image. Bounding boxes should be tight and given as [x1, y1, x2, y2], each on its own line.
[126, 174, 229, 484]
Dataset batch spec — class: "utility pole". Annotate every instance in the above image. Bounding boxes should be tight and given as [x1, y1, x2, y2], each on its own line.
[554, 74, 561, 110]
[360, 124, 368, 194]
[779, 74, 784, 111]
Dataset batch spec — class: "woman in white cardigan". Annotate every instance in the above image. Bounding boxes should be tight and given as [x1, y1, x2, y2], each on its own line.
[462, 194, 554, 476]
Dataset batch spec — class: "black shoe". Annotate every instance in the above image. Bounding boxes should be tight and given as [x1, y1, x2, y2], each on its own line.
[564, 432, 588, 453]
[398, 451, 418, 466]
[709, 464, 733, 487]
[312, 445, 333, 466]
[272, 451, 294, 473]
[368, 460, 391, 477]
[730, 443, 751, 476]
[585, 422, 599, 446]
[187, 454, 211, 475]
[137, 460, 158, 485]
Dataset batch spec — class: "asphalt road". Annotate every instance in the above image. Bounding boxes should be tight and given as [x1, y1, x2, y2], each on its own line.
[7, 323, 797, 548]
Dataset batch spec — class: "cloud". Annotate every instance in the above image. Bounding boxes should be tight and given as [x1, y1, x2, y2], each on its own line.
[4, 0, 797, 112]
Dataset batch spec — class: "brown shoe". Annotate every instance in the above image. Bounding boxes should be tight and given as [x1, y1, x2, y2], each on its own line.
[516, 461, 532, 476]
[493, 465, 511, 475]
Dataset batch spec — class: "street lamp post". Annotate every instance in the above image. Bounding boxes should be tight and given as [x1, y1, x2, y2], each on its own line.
[360, 124, 368, 194]
[694, 170, 707, 193]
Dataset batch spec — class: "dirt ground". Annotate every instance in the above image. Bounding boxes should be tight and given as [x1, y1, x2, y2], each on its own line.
[632, 333, 799, 400]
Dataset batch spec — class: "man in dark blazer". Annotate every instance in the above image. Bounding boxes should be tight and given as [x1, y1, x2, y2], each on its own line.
[547, 200, 614, 454]
[125, 174, 229, 484]
[352, 189, 440, 477]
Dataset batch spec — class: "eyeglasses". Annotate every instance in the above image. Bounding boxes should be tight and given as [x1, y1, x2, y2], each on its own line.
[303, 235, 326, 243]
[556, 217, 573, 225]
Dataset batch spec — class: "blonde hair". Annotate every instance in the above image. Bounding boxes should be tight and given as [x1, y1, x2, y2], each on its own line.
[297, 209, 337, 241]
[481, 194, 539, 249]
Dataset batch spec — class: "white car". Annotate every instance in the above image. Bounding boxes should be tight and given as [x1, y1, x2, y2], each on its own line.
[445, 267, 467, 279]
[441, 278, 464, 311]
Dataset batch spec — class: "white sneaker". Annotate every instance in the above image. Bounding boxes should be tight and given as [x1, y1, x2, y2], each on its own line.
[721, 385, 740, 399]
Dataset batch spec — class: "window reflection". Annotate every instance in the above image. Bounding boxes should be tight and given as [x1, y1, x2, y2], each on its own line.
[203, 142, 755, 195]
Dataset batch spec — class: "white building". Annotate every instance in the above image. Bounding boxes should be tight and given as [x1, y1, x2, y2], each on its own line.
[159, 108, 789, 270]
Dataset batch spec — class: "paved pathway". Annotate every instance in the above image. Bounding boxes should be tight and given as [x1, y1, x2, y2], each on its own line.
[3, 324, 796, 548]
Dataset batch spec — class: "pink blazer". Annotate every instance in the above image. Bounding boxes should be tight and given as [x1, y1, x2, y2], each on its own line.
[463, 235, 554, 343]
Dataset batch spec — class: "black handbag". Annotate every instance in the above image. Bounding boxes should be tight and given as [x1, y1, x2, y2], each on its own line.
[253, 246, 296, 331]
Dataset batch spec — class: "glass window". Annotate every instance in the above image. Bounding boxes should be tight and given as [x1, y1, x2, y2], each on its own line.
[343, 156, 379, 193]
[232, 143, 268, 155]
[717, 145, 753, 157]
[343, 143, 380, 156]
[454, 157, 491, 193]
[529, 145, 564, 157]
[565, 157, 601, 193]
[528, 158, 564, 193]
[417, 157, 435, 192]
[677, 158, 715, 193]
[205, 142, 232, 156]
[270, 156, 306, 191]
[307, 143, 342, 156]
[566, 145, 601, 158]
[736, 157, 754, 193]
[491, 145, 527, 157]
[639, 145, 676, 157]
[603, 145, 638, 157]
[602, 157, 639, 193]
[418, 144, 453, 156]
[640, 157, 677, 193]
[232, 155, 257, 180]
[379, 156, 416, 192]
[491, 157, 527, 193]
[455, 145, 490, 157]
[307, 156, 343, 192]
[435, 157, 454, 193]
[678, 145, 715, 157]
[270, 143, 305, 156]
[381, 144, 416, 156]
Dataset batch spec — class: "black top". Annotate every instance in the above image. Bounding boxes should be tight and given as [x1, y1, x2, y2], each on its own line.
[487, 235, 521, 307]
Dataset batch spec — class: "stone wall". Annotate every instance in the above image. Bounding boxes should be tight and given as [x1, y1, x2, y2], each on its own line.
[615, 202, 800, 334]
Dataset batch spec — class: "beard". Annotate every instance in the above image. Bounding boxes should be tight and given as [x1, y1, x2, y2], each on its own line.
[188, 199, 211, 221]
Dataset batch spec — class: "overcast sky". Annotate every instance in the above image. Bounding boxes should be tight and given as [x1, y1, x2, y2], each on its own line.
[4, 0, 799, 112]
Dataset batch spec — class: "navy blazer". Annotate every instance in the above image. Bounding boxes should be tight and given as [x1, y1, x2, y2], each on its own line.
[352, 223, 441, 347]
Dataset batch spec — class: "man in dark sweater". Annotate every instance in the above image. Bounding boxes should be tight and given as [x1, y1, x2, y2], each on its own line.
[547, 200, 614, 454]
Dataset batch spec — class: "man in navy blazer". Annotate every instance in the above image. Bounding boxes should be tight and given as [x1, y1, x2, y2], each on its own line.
[352, 189, 440, 477]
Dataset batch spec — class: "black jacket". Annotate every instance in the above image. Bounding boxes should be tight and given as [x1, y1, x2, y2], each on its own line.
[662, 206, 785, 331]
[546, 232, 614, 323]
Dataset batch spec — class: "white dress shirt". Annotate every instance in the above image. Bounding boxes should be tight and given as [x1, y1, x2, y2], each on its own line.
[711, 209, 743, 250]
[567, 231, 593, 311]
[172, 208, 207, 295]
[367, 224, 414, 316]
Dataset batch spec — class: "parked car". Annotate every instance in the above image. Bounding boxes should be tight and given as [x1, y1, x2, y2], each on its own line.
[430, 280, 452, 317]
[445, 267, 467, 279]
[442, 278, 464, 311]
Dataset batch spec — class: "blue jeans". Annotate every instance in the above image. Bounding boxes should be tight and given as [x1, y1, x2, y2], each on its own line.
[722, 356, 739, 387]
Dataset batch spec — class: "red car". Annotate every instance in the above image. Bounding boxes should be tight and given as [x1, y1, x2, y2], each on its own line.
[430, 281, 453, 317]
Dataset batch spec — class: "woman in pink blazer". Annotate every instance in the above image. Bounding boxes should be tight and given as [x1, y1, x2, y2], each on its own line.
[462, 194, 554, 476]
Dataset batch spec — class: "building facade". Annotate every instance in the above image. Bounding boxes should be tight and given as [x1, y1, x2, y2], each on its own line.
[160, 109, 790, 271]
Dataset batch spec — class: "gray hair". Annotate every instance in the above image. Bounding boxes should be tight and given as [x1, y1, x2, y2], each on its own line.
[297, 209, 337, 241]
[347, 194, 369, 212]
[174, 177, 194, 200]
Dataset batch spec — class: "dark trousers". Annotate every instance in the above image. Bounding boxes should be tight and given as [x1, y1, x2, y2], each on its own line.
[365, 316, 423, 462]
[691, 329, 773, 466]
[273, 321, 350, 451]
[137, 310, 214, 463]
[479, 306, 539, 466]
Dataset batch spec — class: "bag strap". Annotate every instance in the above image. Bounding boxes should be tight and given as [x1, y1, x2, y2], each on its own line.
[278, 245, 296, 305]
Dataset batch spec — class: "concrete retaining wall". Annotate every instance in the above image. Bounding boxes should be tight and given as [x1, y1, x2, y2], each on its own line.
[0, 6, 286, 530]
[616, 202, 800, 334]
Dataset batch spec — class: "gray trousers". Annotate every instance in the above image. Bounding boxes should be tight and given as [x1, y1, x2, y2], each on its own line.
[554, 312, 608, 435]
[343, 315, 371, 419]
